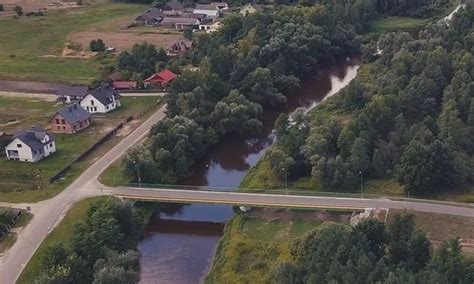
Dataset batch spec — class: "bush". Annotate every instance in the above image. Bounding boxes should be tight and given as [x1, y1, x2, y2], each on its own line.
[90, 39, 106, 52]
[13, 5, 22, 16]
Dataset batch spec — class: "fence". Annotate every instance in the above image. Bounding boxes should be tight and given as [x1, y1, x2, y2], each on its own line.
[48, 99, 162, 183]
[49, 116, 133, 183]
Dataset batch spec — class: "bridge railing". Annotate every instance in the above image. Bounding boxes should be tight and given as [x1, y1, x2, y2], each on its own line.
[125, 183, 474, 209]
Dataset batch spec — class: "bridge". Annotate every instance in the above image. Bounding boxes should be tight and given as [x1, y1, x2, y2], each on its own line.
[112, 186, 474, 217]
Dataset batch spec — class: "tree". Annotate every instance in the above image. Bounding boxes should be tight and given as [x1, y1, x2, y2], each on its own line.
[183, 28, 193, 40]
[13, 5, 23, 16]
[90, 39, 106, 52]
[270, 262, 301, 284]
[397, 140, 458, 195]
[350, 137, 371, 174]
[267, 147, 295, 179]
[210, 90, 263, 136]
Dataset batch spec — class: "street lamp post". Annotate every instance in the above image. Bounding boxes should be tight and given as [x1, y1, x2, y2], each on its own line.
[282, 168, 288, 195]
[359, 171, 363, 198]
[133, 161, 142, 188]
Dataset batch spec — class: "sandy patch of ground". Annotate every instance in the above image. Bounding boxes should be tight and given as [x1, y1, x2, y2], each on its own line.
[70, 30, 182, 52]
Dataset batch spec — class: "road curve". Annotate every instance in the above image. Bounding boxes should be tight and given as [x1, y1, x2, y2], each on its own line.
[0, 105, 167, 284]
[114, 187, 474, 218]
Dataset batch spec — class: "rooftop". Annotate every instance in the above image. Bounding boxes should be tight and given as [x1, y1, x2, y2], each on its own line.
[55, 104, 91, 125]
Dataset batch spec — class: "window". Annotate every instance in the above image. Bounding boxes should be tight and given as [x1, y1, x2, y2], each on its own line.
[61, 119, 65, 124]
[73, 125, 77, 129]
[94, 107, 97, 112]
[17, 144, 22, 148]
[91, 100, 95, 106]
[106, 105, 109, 110]
[57, 126, 60, 130]
[63, 126, 66, 130]
[50, 143, 53, 147]
[55, 119, 60, 124]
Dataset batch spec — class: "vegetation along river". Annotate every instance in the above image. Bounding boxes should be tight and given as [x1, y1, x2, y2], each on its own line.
[138, 56, 361, 283]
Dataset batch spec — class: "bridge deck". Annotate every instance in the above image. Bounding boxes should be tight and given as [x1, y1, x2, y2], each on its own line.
[113, 187, 474, 217]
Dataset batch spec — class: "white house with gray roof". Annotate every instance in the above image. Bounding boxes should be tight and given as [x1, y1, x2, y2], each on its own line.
[5, 127, 56, 162]
[80, 85, 121, 114]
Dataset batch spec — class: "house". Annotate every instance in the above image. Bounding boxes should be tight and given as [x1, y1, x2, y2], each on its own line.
[144, 69, 177, 87]
[162, 0, 184, 12]
[167, 39, 195, 57]
[49, 104, 91, 134]
[5, 126, 56, 162]
[80, 85, 121, 114]
[134, 8, 164, 26]
[112, 81, 138, 90]
[56, 85, 88, 103]
[193, 4, 220, 19]
[210, 2, 229, 10]
[160, 17, 200, 30]
[240, 4, 264, 16]
[199, 20, 221, 33]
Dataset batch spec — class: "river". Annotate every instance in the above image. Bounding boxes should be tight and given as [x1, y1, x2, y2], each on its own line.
[138, 56, 360, 283]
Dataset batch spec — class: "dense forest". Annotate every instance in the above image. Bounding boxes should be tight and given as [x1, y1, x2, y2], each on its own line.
[122, 0, 456, 184]
[267, 5, 474, 195]
[271, 213, 474, 283]
[34, 199, 147, 283]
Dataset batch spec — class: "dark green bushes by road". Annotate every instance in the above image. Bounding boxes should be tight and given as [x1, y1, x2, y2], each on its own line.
[34, 199, 146, 283]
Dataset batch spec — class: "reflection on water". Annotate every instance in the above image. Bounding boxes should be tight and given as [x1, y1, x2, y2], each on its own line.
[138, 204, 234, 284]
[180, 57, 360, 188]
[139, 57, 360, 284]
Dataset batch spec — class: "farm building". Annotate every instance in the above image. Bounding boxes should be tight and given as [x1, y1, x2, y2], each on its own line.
[56, 85, 89, 103]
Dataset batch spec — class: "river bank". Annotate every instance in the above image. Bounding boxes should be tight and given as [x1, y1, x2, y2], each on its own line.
[137, 57, 361, 282]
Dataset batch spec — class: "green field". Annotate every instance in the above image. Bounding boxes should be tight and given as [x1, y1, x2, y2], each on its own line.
[17, 197, 109, 284]
[206, 211, 346, 284]
[0, 96, 161, 203]
[0, 3, 146, 83]
[370, 0, 460, 34]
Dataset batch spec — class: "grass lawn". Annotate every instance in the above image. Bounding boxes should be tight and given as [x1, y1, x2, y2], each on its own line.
[0, 96, 161, 203]
[370, 16, 429, 34]
[17, 196, 110, 284]
[99, 159, 129, 187]
[0, 3, 146, 83]
[370, 0, 460, 34]
[206, 210, 348, 284]
[0, 210, 33, 254]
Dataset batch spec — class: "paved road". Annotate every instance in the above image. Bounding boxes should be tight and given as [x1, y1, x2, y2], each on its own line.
[0, 105, 167, 284]
[114, 187, 474, 218]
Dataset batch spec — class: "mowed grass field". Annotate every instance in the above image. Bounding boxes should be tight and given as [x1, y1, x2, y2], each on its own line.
[0, 3, 146, 83]
[0, 95, 162, 202]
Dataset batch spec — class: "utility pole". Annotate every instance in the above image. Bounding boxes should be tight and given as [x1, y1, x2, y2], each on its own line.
[282, 168, 288, 195]
[133, 161, 142, 188]
[359, 171, 363, 198]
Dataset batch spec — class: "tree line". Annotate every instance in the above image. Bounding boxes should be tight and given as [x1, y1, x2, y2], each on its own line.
[268, 5, 474, 195]
[271, 213, 474, 283]
[122, 0, 404, 183]
[34, 199, 148, 283]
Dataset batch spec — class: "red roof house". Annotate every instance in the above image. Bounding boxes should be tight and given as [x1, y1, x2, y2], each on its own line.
[144, 69, 177, 87]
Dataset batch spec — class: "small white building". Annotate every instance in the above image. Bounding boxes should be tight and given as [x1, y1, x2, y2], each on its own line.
[199, 21, 222, 33]
[5, 127, 56, 163]
[193, 4, 220, 19]
[80, 85, 121, 114]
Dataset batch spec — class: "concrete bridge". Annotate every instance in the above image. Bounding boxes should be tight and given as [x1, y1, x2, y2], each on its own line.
[113, 186, 474, 217]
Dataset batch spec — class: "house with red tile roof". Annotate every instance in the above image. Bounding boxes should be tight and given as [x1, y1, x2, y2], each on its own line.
[144, 69, 177, 88]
